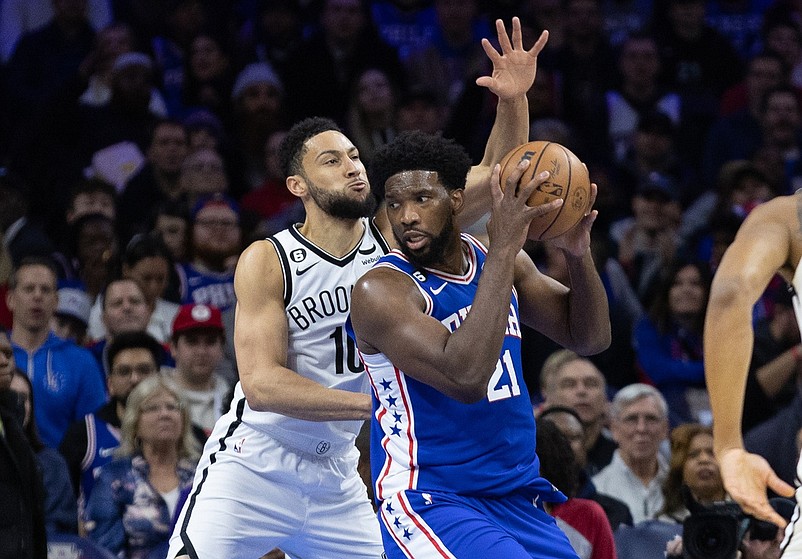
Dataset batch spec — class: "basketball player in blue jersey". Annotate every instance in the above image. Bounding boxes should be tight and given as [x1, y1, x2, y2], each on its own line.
[168, 18, 550, 559]
[706, 193, 802, 555]
[347, 132, 610, 558]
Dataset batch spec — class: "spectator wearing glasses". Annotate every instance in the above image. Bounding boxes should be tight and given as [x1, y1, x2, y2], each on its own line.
[592, 383, 670, 523]
[59, 331, 163, 515]
[177, 194, 241, 313]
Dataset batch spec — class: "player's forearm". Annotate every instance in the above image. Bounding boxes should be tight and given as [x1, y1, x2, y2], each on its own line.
[440, 246, 520, 402]
[562, 250, 611, 355]
[479, 96, 529, 170]
[705, 292, 754, 454]
[242, 370, 372, 421]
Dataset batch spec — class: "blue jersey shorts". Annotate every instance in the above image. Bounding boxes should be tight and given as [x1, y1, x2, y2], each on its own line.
[377, 490, 579, 559]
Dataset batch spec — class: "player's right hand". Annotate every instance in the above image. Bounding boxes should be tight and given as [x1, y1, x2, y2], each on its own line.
[719, 448, 795, 528]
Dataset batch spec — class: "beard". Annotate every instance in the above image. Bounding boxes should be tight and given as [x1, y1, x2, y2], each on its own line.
[306, 178, 377, 219]
[394, 212, 455, 269]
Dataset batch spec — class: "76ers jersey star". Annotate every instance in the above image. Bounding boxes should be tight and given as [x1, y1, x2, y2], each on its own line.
[353, 234, 558, 501]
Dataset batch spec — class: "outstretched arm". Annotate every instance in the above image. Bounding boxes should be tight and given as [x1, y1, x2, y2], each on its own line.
[705, 199, 797, 527]
[460, 18, 548, 226]
[234, 241, 371, 421]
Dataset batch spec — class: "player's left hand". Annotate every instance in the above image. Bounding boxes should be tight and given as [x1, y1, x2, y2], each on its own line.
[476, 18, 547, 101]
[547, 182, 599, 257]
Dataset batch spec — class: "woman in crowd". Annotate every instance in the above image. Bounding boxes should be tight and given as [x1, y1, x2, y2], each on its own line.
[634, 259, 711, 426]
[86, 374, 199, 559]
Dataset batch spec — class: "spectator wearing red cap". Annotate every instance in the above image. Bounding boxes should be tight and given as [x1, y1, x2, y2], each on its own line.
[176, 194, 241, 313]
[165, 303, 230, 437]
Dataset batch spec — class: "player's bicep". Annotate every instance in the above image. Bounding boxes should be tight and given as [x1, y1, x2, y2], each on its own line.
[513, 251, 571, 342]
[351, 270, 460, 392]
[233, 242, 289, 393]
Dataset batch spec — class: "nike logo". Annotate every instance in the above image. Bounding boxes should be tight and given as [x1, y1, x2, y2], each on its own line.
[296, 262, 318, 275]
[430, 282, 447, 295]
[358, 245, 377, 255]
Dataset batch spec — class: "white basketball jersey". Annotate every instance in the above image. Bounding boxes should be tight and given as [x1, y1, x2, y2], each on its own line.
[232, 218, 390, 457]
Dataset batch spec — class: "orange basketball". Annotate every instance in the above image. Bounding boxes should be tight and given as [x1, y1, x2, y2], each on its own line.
[498, 140, 591, 241]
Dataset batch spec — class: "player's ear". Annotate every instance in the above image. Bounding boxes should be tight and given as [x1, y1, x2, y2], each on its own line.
[286, 175, 305, 197]
[451, 188, 465, 215]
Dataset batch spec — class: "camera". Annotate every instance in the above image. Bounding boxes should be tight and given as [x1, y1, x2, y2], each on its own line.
[681, 487, 791, 559]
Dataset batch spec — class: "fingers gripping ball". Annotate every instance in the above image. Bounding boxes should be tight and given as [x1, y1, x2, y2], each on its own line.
[499, 141, 591, 240]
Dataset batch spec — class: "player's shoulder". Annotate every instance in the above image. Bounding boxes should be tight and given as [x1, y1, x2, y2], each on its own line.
[234, 240, 283, 290]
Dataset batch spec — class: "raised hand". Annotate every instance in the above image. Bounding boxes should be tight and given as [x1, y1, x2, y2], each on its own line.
[476, 18, 548, 102]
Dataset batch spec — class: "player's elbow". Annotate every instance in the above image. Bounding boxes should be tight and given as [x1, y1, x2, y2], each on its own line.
[573, 319, 612, 356]
[450, 383, 488, 404]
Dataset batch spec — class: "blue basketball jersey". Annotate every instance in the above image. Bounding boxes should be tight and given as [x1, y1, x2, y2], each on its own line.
[352, 234, 564, 503]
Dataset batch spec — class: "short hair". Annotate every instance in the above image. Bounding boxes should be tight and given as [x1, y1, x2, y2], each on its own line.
[69, 177, 117, 205]
[116, 373, 200, 460]
[537, 404, 585, 428]
[609, 383, 668, 421]
[8, 256, 59, 290]
[279, 117, 342, 178]
[101, 277, 145, 311]
[123, 233, 174, 268]
[539, 349, 605, 393]
[369, 131, 472, 202]
[107, 330, 164, 369]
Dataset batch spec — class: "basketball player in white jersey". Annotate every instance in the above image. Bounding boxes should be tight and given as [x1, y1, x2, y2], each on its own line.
[167, 18, 549, 559]
[706, 191, 802, 555]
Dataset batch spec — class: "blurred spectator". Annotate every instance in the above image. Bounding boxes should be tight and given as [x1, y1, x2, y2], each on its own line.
[604, 33, 681, 165]
[0, 326, 47, 559]
[539, 349, 617, 476]
[656, 423, 726, 522]
[146, 200, 192, 305]
[0, 182, 57, 268]
[762, 18, 802, 89]
[56, 213, 119, 301]
[610, 173, 682, 302]
[180, 31, 235, 123]
[65, 178, 118, 227]
[234, 0, 304, 78]
[756, 85, 802, 193]
[9, 369, 78, 535]
[396, 87, 447, 134]
[120, 235, 181, 344]
[704, 0, 772, 61]
[633, 260, 711, 427]
[592, 383, 669, 524]
[240, 130, 305, 238]
[370, 0, 439, 61]
[166, 303, 230, 436]
[653, 0, 744, 170]
[539, 405, 633, 530]
[536, 418, 618, 559]
[177, 194, 241, 312]
[741, 287, 802, 432]
[118, 120, 189, 244]
[283, 0, 406, 123]
[51, 286, 92, 346]
[79, 24, 168, 117]
[85, 374, 199, 559]
[59, 331, 162, 517]
[4, 0, 96, 147]
[345, 67, 400, 165]
[7, 257, 106, 447]
[0, 0, 110, 63]
[598, 0, 652, 49]
[87, 278, 153, 373]
[718, 50, 787, 118]
[230, 62, 289, 192]
[402, 0, 492, 108]
[178, 147, 230, 207]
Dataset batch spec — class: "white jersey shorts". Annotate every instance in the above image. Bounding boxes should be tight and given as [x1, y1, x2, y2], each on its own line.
[166, 400, 383, 559]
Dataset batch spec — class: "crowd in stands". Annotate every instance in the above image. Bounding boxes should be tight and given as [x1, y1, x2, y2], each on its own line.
[1, 0, 801, 557]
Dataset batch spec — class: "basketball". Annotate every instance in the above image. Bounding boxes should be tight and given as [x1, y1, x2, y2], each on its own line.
[498, 140, 591, 241]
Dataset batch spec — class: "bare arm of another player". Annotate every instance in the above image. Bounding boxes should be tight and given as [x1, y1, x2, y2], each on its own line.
[234, 241, 371, 421]
[352, 164, 560, 403]
[514, 183, 611, 356]
[705, 199, 796, 527]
